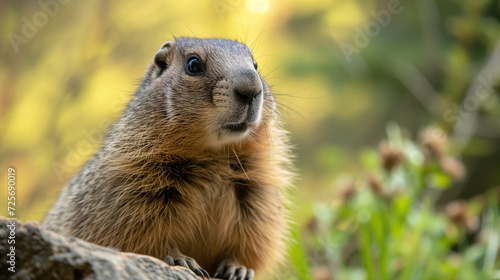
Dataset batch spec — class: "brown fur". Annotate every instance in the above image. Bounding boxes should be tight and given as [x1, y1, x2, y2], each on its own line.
[43, 37, 293, 278]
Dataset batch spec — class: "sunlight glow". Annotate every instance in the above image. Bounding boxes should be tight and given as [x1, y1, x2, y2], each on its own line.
[246, 0, 269, 13]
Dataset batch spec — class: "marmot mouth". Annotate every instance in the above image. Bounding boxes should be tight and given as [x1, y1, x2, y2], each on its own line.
[223, 122, 248, 132]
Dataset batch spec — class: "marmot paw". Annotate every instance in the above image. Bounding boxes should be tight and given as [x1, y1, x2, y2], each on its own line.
[213, 262, 254, 280]
[164, 256, 210, 279]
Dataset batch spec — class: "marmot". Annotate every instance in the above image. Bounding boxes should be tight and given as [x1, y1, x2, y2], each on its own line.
[43, 37, 293, 280]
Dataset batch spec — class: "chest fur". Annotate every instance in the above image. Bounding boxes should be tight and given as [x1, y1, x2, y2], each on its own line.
[159, 156, 283, 262]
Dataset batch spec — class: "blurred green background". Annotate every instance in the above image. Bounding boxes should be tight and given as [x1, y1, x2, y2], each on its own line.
[1, 0, 500, 279]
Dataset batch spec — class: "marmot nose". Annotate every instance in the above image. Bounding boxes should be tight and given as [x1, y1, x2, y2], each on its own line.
[234, 88, 261, 104]
[232, 70, 262, 104]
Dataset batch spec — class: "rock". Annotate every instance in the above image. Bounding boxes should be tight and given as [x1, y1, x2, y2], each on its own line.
[0, 217, 201, 280]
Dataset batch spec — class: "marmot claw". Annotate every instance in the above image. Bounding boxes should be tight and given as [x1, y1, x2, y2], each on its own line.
[213, 262, 254, 280]
[164, 256, 210, 279]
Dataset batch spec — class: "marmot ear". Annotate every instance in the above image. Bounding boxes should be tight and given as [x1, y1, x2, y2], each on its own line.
[153, 41, 176, 76]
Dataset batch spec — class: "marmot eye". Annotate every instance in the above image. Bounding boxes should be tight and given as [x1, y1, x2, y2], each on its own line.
[185, 55, 204, 75]
[253, 60, 258, 70]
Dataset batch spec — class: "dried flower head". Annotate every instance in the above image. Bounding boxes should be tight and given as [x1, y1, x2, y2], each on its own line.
[445, 200, 479, 232]
[419, 127, 448, 159]
[367, 173, 384, 196]
[378, 140, 404, 173]
[335, 175, 358, 201]
[306, 217, 318, 233]
[440, 156, 466, 180]
[336, 176, 357, 201]
[340, 183, 356, 201]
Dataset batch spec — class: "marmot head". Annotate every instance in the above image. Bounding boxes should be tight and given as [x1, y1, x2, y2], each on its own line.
[143, 37, 274, 149]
